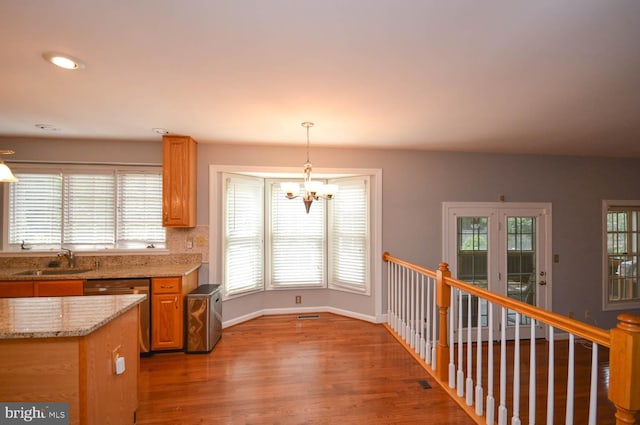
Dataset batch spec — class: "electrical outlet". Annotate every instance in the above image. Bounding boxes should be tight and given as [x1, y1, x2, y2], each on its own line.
[295, 295, 301, 304]
[568, 311, 574, 319]
[112, 345, 123, 375]
[585, 310, 591, 320]
[186, 237, 193, 249]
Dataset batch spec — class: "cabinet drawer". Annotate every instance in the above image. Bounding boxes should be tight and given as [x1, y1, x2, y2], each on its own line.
[0, 281, 34, 298]
[152, 277, 181, 294]
[35, 280, 84, 297]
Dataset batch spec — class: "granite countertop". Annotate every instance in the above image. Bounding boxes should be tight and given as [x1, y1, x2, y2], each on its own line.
[0, 262, 201, 281]
[0, 294, 146, 339]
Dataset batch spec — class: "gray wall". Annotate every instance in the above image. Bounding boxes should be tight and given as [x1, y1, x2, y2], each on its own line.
[2, 136, 640, 328]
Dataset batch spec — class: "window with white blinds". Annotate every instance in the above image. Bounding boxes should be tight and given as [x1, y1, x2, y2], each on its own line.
[117, 172, 165, 244]
[223, 174, 264, 296]
[267, 180, 326, 288]
[328, 176, 369, 293]
[220, 172, 372, 298]
[9, 173, 63, 245]
[6, 166, 164, 250]
[63, 172, 115, 244]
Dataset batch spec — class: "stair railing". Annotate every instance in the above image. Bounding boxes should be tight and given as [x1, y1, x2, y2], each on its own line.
[383, 252, 640, 425]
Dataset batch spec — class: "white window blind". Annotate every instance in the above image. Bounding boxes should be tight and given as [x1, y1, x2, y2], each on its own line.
[6, 166, 164, 250]
[117, 172, 165, 244]
[63, 173, 115, 244]
[223, 174, 264, 296]
[328, 176, 369, 292]
[9, 173, 63, 245]
[268, 180, 326, 288]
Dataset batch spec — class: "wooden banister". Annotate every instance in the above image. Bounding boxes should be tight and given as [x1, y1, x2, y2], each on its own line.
[443, 273, 611, 347]
[609, 314, 640, 425]
[383, 252, 640, 425]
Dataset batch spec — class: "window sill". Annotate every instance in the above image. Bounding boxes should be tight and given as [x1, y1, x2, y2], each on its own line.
[0, 248, 170, 257]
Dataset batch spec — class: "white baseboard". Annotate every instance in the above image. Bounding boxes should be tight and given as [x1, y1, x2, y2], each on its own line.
[222, 306, 379, 328]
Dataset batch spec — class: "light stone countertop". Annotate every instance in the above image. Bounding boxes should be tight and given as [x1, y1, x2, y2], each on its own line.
[0, 294, 146, 339]
[0, 262, 201, 281]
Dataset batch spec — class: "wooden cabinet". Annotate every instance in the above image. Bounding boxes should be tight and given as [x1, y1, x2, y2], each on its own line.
[152, 277, 183, 350]
[0, 281, 34, 298]
[151, 273, 198, 351]
[0, 280, 83, 298]
[162, 135, 197, 227]
[35, 280, 84, 297]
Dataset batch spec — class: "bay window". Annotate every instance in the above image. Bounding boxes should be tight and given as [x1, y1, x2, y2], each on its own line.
[222, 171, 371, 298]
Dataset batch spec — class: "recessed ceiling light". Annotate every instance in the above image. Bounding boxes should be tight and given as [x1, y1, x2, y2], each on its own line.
[42, 52, 85, 70]
[152, 128, 169, 135]
[35, 123, 59, 131]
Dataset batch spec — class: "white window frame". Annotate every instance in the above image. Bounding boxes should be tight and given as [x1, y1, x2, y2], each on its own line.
[222, 173, 265, 297]
[209, 165, 382, 313]
[2, 163, 165, 252]
[602, 200, 640, 311]
[265, 178, 327, 290]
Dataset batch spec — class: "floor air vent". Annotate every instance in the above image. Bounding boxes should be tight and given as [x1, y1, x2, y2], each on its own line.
[418, 380, 432, 389]
[297, 314, 320, 320]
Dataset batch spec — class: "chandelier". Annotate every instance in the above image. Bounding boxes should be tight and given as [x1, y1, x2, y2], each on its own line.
[280, 122, 337, 214]
[0, 150, 18, 183]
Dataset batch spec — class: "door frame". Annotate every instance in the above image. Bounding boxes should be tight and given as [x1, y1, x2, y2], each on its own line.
[442, 202, 553, 339]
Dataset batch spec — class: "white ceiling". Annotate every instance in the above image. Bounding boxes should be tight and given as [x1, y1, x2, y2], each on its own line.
[1, 1, 640, 158]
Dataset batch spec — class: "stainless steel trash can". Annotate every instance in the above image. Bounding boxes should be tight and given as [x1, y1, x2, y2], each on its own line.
[185, 284, 222, 353]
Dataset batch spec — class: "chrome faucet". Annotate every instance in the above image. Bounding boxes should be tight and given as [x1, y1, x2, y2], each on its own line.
[57, 248, 76, 268]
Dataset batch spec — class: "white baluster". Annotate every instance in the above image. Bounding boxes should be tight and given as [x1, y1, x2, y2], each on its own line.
[387, 261, 391, 326]
[404, 269, 410, 343]
[546, 326, 555, 425]
[457, 291, 465, 397]
[565, 333, 575, 425]
[389, 263, 398, 333]
[588, 342, 598, 425]
[410, 271, 416, 349]
[486, 303, 495, 425]
[426, 276, 432, 364]
[466, 293, 474, 406]
[475, 297, 484, 416]
[401, 267, 406, 341]
[512, 313, 521, 425]
[421, 275, 427, 361]
[413, 272, 422, 355]
[431, 277, 437, 369]
[528, 319, 536, 425]
[420, 274, 426, 360]
[498, 307, 508, 425]
[448, 287, 456, 388]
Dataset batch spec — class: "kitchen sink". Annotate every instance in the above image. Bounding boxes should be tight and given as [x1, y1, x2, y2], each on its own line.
[13, 268, 93, 276]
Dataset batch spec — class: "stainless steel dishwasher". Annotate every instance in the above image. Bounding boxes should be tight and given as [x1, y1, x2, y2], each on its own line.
[84, 278, 151, 354]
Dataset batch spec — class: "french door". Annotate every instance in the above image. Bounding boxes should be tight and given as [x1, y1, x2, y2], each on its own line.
[443, 203, 552, 339]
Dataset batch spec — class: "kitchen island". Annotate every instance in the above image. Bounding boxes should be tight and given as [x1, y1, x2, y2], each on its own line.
[0, 294, 145, 425]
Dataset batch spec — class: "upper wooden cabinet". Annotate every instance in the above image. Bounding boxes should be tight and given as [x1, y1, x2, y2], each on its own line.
[162, 135, 197, 227]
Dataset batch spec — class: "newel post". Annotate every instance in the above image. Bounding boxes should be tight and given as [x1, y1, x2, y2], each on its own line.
[435, 262, 451, 383]
[609, 314, 640, 425]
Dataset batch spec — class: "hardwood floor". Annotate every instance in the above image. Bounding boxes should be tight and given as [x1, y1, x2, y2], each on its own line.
[137, 313, 474, 425]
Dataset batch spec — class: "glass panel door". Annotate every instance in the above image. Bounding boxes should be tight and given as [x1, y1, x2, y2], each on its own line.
[456, 216, 489, 328]
[444, 203, 551, 340]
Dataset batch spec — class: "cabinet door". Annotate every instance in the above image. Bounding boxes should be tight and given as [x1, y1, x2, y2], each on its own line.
[0, 281, 34, 298]
[35, 280, 84, 297]
[152, 293, 183, 350]
[162, 135, 197, 227]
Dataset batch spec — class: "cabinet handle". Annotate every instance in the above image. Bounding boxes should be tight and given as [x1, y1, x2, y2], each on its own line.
[174, 296, 178, 309]
[160, 285, 175, 289]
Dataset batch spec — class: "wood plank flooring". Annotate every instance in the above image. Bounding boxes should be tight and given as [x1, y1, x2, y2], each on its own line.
[137, 313, 474, 425]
